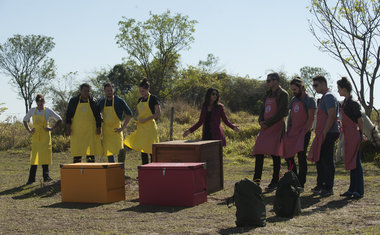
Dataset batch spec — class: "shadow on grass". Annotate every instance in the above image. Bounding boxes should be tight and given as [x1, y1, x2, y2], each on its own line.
[0, 185, 27, 196]
[301, 197, 351, 216]
[11, 181, 61, 199]
[118, 204, 187, 213]
[42, 202, 102, 209]
[218, 226, 257, 234]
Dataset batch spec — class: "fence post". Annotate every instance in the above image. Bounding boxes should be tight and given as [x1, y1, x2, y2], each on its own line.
[170, 107, 174, 141]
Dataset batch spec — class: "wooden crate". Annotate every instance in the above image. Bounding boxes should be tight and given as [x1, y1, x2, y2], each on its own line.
[60, 163, 125, 203]
[152, 140, 223, 193]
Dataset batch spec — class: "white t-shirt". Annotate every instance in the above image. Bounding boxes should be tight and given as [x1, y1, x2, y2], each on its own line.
[23, 107, 62, 123]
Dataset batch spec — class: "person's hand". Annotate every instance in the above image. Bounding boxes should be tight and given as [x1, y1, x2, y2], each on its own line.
[139, 118, 147, 124]
[45, 127, 52, 131]
[29, 128, 35, 134]
[96, 127, 101, 135]
[322, 130, 327, 142]
[183, 129, 191, 137]
[233, 126, 240, 132]
[114, 127, 123, 133]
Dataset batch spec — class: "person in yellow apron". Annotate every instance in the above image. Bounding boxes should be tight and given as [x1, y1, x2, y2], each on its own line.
[124, 78, 160, 164]
[65, 83, 102, 163]
[23, 94, 62, 185]
[99, 82, 132, 162]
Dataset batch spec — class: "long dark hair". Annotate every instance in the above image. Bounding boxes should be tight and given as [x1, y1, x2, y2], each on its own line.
[337, 77, 352, 93]
[203, 88, 220, 108]
[139, 78, 150, 89]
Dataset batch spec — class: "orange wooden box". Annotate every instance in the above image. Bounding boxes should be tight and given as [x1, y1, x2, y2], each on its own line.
[60, 163, 125, 203]
[152, 140, 223, 193]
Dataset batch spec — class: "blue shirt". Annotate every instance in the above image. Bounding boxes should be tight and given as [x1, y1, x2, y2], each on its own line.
[320, 91, 339, 133]
[98, 95, 133, 121]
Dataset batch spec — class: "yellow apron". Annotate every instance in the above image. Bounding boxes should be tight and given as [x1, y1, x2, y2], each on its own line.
[124, 94, 159, 154]
[70, 98, 102, 157]
[30, 108, 52, 165]
[102, 96, 123, 156]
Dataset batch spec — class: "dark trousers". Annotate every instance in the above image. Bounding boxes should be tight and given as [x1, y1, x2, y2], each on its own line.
[73, 155, 95, 163]
[27, 164, 49, 182]
[348, 148, 364, 195]
[253, 155, 281, 184]
[285, 131, 311, 188]
[141, 153, 152, 165]
[316, 132, 339, 190]
[107, 148, 127, 163]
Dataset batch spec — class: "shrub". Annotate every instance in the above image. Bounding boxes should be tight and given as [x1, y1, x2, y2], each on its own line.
[52, 135, 70, 153]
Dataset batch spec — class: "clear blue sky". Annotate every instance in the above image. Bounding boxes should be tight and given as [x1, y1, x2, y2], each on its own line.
[1, 0, 379, 120]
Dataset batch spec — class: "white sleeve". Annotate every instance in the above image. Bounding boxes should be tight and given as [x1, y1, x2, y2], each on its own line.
[45, 107, 62, 122]
[23, 108, 35, 122]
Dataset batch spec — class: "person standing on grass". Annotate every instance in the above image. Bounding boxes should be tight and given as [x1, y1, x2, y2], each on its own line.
[308, 76, 339, 196]
[124, 79, 160, 165]
[282, 78, 316, 191]
[98, 82, 133, 163]
[183, 87, 240, 146]
[337, 77, 364, 199]
[252, 72, 289, 191]
[66, 83, 102, 163]
[23, 94, 62, 185]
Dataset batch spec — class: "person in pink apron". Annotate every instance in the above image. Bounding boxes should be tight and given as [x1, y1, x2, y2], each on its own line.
[183, 87, 240, 146]
[253, 73, 289, 191]
[65, 83, 102, 163]
[308, 76, 339, 196]
[337, 77, 364, 199]
[98, 82, 133, 163]
[282, 78, 316, 191]
[23, 94, 62, 184]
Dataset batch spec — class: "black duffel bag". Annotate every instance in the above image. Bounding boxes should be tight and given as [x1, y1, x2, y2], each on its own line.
[228, 178, 266, 227]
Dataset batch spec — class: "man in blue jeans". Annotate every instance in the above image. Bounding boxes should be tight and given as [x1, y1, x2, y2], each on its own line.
[308, 76, 339, 196]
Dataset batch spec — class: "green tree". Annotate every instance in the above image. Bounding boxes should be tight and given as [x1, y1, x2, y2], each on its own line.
[116, 10, 197, 99]
[309, 0, 380, 116]
[300, 66, 330, 97]
[0, 34, 56, 113]
[0, 103, 7, 116]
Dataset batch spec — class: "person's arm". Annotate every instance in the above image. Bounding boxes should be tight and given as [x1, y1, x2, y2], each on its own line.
[322, 107, 337, 141]
[184, 106, 205, 136]
[305, 108, 316, 132]
[264, 91, 289, 127]
[139, 104, 161, 123]
[115, 98, 133, 133]
[65, 97, 76, 136]
[23, 108, 34, 133]
[219, 105, 239, 131]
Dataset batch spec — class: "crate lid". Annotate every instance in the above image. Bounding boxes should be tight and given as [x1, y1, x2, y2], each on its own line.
[60, 163, 124, 169]
[138, 162, 206, 170]
[153, 140, 221, 146]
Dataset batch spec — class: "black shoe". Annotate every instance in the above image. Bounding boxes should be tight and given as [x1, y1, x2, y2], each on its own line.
[320, 189, 333, 197]
[311, 186, 321, 194]
[25, 180, 35, 185]
[340, 191, 353, 197]
[265, 182, 278, 192]
[44, 177, 53, 182]
[352, 192, 363, 199]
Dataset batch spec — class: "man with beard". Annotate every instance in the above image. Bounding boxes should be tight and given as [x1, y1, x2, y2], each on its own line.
[98, 82, 133, 163]
[282, 78, 316, 191]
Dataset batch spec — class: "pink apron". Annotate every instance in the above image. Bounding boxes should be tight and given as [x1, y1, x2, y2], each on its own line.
[308, 101, 328, 162]
[282, 98, 308, 158]
[253, 96, 284, 156]
[341, 105, 361, 170]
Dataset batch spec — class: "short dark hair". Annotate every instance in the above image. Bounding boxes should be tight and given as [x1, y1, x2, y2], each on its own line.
[337, 77, 352, 93]
[267, 73, 280, 81]
[139, 78, 150, 89]
[312, 76, 327, 85]
[80, 83, 91, 91]
[35, 94, 45, 103]
[290, 77, 304, 87]
[103, 82, 114, 89]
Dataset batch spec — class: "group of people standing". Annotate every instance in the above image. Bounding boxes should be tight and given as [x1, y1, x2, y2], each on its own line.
[23, 79, 159, 184]
[23, 73, 365, 199]
[184, 73, 364, 199]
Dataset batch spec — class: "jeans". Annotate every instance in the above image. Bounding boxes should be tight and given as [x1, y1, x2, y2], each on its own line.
[253, 155, 281, 185]
[316, 132, 339, 190]
[348, 148, 364, 196]
[141, 153, 152, 165]
[27, 164, 49, 182]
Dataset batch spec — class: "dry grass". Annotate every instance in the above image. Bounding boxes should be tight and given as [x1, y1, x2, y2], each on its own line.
[0, 149, 379, 234]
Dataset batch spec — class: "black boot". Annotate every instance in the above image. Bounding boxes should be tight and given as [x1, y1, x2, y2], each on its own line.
[26, 165, 37, 185]
[42, 165, 52, 182]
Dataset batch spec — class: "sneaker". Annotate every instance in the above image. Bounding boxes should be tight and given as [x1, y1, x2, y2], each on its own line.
[44, 177, 53, 182]
[311, 186, 321, 194]
[320, 189, 334, 197]
[340, 191, 353, 197]
[352, 192, 363, 199]
[265, 182, 278, 192]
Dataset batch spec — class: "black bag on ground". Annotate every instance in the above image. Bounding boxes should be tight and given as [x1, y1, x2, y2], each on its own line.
[227, 178, 266, 227]
[273, 171, 302, 218]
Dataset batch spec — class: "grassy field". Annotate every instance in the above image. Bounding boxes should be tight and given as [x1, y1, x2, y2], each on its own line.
[0, 149, 379, 234]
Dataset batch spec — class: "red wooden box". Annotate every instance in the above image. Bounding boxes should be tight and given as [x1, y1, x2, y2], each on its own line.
[138, 162, 207, 207]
